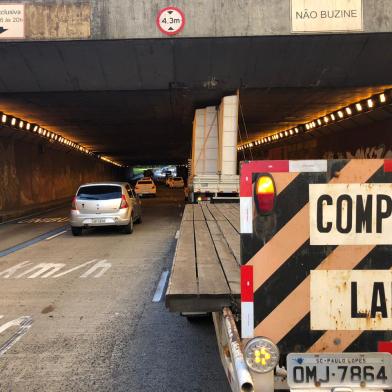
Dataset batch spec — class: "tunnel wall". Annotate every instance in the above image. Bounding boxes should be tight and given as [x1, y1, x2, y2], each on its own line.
[250, 118, 392, 161]
[0, 129, 121, 222]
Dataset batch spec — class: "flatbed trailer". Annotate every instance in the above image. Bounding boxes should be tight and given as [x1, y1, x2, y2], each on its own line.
[166, 203, 240, 313]
[166, 202, 281, 391]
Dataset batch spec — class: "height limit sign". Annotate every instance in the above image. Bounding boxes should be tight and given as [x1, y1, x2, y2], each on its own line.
[156, 6, 185, 36]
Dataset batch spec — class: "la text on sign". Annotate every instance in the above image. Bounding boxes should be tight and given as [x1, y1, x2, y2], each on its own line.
[311, 270, 392, 331]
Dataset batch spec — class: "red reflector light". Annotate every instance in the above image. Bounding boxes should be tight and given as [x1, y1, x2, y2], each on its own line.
[120, 195, 128, 209]
[255, 175, 275, 214]
[385, 160, 392, 172]
[71, 196, 77, 210]
[378, 341, 392, 354]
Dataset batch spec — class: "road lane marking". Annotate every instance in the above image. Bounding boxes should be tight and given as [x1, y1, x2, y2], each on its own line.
[0, 261, 32, 278]
[45, 230, 67, 241]
[152, 271, 169, 302]
[0, 316, 33, 357]
[0, 226, 68, 257]
[175, 230, 180, 239]
[17, 263, 66, 279]
[53, 259, 98, 278]
[0, 259, 111, 279]
[80, 259, 111, 278]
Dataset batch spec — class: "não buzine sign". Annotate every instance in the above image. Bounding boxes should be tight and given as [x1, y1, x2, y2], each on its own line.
[309, 183, 392, 245]
[291, 0, 363, 33]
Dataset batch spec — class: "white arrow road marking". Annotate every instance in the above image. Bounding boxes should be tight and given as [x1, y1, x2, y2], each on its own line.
[0, 316, 33, 357]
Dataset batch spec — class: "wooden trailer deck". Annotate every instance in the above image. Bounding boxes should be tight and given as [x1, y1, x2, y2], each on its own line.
[166, 203, 240, 312]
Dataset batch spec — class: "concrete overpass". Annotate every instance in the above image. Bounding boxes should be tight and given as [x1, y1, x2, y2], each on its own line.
[0, 0, 391, 216]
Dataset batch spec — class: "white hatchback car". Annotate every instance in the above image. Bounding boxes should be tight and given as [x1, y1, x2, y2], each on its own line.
[170, 177, 185, 188]
[70, 182, 142, 236]
[135, 178, 157, 197]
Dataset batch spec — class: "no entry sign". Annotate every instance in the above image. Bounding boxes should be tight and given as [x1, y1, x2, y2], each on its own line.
[156, 6, 185, 36]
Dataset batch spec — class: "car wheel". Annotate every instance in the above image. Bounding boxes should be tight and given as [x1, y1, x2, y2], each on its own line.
[71, 227, 82, 236]
[123, 217, 134, 234]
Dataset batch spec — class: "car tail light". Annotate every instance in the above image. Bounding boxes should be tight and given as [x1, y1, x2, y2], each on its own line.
[255, 175, 275, 214]
[120, 195, 129, 209]
[71, 196, 78, 210]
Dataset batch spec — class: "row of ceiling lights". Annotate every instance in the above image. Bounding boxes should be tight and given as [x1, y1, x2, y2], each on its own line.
[0, 111, 123, 167]
[238, 91, 390, 151]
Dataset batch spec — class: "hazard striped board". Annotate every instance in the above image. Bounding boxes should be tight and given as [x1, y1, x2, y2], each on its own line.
[240, 159, 392, 356]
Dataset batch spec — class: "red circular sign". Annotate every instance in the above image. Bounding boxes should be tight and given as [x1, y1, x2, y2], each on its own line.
[156, 6, 186, 36]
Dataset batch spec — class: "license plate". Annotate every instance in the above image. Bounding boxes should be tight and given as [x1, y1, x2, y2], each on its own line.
[287, 353, 392, 389]
[92, 218, 106, 224]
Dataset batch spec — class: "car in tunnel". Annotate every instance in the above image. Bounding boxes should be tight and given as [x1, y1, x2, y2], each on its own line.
[169, 177, 185, 188]
[165, 176, 174, 187]
[135, 178, 157, 197]
[70, 182, 142, 236]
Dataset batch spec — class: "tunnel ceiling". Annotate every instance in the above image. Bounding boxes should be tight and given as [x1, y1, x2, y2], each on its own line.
[0, 33, 391, 165]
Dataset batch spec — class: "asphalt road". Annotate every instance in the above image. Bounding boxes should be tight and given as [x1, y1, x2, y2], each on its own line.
[0, 187, 230, 391]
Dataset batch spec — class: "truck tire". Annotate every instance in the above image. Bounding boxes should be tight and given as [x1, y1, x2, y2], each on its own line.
[71, 227, 82, 236]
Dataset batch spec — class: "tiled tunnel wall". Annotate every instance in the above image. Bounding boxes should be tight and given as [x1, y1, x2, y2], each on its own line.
[0, 129, 122, 221]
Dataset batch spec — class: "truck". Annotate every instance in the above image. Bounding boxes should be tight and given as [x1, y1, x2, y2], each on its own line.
[166, 158, 392, 392]
[187, 95, 240, 203]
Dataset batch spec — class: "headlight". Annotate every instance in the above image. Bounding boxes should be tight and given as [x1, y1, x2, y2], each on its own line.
[244, 337, 279, 373]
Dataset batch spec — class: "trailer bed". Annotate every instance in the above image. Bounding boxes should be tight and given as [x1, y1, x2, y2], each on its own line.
[166, 203, 240, 312]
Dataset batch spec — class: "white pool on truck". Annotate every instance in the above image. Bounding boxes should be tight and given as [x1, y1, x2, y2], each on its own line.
[188, 95, 239, 202]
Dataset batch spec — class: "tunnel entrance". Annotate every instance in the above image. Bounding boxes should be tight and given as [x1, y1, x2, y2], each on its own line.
[0, 33, 391, 165]
[0, 33, 391, 218]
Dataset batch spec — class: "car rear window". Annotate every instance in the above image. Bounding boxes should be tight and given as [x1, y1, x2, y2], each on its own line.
[138, 180, 152, 184]
[77, 185, 122, 200]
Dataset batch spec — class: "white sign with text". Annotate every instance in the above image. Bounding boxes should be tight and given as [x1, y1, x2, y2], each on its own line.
[309, 183, 392, 245]
[311, 270, 392, 330]
[291, 0, 362, 33]
[0, 4, 24, 39]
